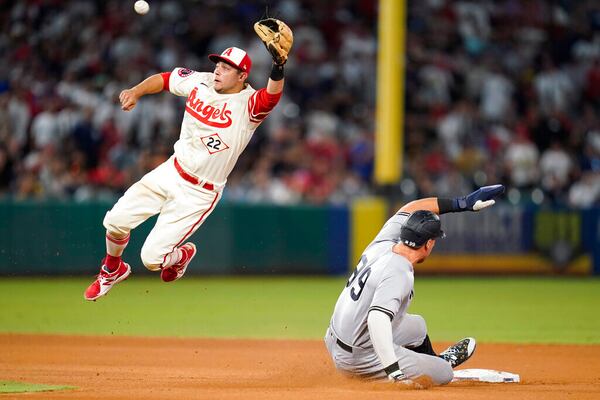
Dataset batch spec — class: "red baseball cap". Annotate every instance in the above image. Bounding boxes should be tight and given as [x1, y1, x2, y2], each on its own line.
[208, 47, 252, 74]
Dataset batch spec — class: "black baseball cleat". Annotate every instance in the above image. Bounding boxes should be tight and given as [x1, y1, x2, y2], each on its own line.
[439, 337, 476, 368]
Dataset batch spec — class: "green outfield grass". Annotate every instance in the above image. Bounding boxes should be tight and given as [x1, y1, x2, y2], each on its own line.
[0, 276, 599, 344]
[0, 381, 74, 394]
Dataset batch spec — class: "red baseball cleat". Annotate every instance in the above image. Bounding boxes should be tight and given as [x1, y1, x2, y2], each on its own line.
[84, 259, 131, 301]
[160, 242, 196, 283]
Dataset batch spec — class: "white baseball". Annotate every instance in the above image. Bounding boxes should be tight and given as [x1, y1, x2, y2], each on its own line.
[134, 0, 149, 15]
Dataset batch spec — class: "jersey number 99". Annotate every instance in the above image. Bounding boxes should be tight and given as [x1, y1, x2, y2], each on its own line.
[346, 255, 372, 301]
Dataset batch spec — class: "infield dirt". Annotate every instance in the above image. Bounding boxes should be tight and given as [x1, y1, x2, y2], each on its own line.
[1, 334, 599, 399]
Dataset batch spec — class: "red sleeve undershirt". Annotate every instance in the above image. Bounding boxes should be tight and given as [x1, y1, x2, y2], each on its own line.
[160, 72, 171, 91]
[248, 88, 282, 123]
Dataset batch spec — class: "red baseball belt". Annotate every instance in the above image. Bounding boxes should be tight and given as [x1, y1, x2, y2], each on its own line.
[173, 158, 215, 191]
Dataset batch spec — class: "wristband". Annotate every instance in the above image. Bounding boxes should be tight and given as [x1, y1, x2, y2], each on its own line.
[384, 362, 401, 375]
[270, 63, 284, 81]
[384, 362, 406, 381]
[437, 198, 456, 214]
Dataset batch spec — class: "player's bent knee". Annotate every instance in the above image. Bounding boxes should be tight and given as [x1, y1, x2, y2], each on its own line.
[144, 262, 161, 271]
[140, 246, 162, 272]
[141, 256, 161, 272]
[103, 212, 129, 237]
[435, 363, 454, 385]
[413, 315, 428, 336]
[105, 229, 129, 241]
[403, 314, 428, 346]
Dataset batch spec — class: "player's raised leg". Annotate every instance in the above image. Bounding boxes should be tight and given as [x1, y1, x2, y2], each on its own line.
[160, 242, 197, 282]
[393, 314, 430, 350]
[139, 184, 222, 282]
[84, 232, 132, 301]
[84, 165, 169, 301]
[394, 314, 477, 368]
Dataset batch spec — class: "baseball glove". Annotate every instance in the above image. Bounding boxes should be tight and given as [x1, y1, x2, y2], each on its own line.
[253, 18, 293, 65]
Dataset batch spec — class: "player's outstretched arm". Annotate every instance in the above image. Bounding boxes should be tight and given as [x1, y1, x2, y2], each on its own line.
[399, 184, 505, 215]
[119, 74, 165, 111]
[399, 198, 440, 214]
[266, 66, 285, 94]
[254, 18, 292, 95]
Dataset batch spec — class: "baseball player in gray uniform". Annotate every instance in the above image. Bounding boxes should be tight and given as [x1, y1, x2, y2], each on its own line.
[325, 184, 505, 387]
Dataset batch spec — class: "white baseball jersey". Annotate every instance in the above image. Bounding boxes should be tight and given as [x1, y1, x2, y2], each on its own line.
[330, 211, 415, 349]
[103, 67, 281, 267]
[167, 67, 279, 186]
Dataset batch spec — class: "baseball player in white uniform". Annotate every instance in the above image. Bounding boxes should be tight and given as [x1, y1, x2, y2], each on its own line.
[84, 44, 289, 301]
[325, 185, 505, 387]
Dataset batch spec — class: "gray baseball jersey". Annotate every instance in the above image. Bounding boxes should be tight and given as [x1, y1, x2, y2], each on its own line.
[329, 211, 414, 348]
[325, 211, 453, 384]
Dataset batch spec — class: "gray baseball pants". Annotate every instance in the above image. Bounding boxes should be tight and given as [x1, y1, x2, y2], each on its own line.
[324, 314, 453, 385]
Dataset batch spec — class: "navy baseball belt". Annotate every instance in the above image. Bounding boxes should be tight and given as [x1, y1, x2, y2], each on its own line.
[336, 338, 353, 353]
[329, 328, 353, 353]
[174, 158, 215, 191]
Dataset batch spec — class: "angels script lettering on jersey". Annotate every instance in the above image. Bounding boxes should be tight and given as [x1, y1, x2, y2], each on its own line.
[185, 87, 233, 128]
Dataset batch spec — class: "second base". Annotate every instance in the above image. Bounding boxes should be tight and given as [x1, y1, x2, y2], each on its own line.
[452, 368, 520, 383]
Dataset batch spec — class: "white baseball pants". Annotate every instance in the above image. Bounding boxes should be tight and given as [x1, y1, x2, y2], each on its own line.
[103, 156, 222, 269]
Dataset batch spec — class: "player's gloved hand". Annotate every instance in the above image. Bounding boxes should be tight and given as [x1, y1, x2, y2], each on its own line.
[388, 369, 407, 382]
[454, 184, 505, 212]
[254, 18, 293, 65]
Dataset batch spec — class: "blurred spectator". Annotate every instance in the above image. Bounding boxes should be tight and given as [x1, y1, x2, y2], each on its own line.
[539, 141, 574, 203]
[534, 56, 576, 116]
[504, 127, 539, 189]
[479, 63, 514, 122]
[437, 99, 475, 161]
[568, 172, 600, 208]
[0, 0, 598, 209]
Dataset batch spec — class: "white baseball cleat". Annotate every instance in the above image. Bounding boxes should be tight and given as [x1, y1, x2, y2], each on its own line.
[84, 260, 131, 301]
[439, 337, 477, 368]
[160, 242, 196, 282]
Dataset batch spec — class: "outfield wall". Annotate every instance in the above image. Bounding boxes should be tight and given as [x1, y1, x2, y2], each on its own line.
[0, 200, 598, 275]
[0, 201, 348, 275]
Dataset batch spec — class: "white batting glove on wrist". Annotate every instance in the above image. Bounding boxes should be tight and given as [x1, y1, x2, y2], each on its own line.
[385, 362, 407, 382]
[472, 199, 495, 211]
[388, 369, 407, 381]
[386, 363, 428, 388]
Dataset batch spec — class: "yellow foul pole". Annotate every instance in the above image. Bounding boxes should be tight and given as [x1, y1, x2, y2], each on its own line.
[375, 0, 405, 185]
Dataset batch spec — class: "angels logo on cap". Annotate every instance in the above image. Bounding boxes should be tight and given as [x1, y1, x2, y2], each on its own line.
[208, 47, 252, 74]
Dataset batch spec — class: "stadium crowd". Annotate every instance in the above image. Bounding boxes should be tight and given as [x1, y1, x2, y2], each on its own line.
[0, 0, 599, 207]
